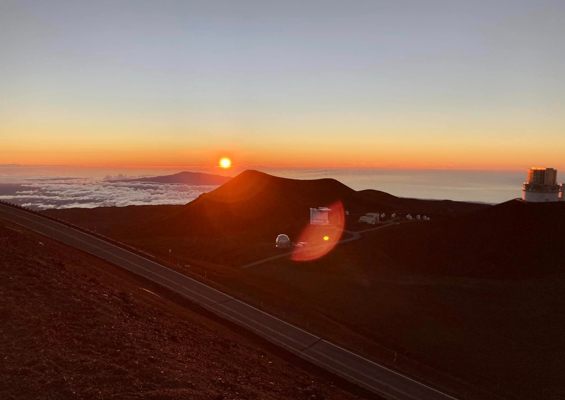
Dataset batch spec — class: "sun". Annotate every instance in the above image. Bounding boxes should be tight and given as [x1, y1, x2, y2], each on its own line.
[219, 157, 232, 169]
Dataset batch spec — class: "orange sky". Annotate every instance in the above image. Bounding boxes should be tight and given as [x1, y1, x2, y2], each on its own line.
[2, 125, 563, 171]
[2, 1, 564, 172]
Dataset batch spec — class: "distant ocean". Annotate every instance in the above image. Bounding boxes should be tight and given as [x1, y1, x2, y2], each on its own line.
[0, 165, 524, 210]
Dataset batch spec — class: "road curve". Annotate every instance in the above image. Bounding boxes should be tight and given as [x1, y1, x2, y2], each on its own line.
[0, 203, 458, 400]
[242, 222, 406, 269]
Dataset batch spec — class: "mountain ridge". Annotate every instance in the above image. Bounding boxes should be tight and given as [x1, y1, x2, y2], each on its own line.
[116, 170, 231, 185]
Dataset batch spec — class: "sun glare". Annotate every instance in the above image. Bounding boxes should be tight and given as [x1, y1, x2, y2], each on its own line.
[323, 235, 330, 241]
[219, 157, 232, 169]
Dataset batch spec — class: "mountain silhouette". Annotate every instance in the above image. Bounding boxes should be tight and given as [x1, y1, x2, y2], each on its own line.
[119, 171, 231, 185]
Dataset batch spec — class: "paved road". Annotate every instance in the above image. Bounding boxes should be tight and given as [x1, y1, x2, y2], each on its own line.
[0, 203, 458, 400]
[241, 229, 360, 269]
[242, 222, 403, 269]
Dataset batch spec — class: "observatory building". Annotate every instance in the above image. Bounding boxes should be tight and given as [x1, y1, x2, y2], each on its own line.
[310, 207, 331, 225]
[522, 168, 563, 202]
[275, 234, 291, 249]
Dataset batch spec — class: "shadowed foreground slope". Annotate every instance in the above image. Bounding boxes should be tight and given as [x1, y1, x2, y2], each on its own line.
[0, 220, 370, 400]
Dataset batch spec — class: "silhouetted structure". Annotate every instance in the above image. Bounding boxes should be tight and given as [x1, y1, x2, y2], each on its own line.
[358, 213, 380, 225]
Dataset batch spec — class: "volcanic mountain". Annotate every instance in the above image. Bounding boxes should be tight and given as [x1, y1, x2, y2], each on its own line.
[148, 170, 486, 238]
[46, 170, 487, 241]
[117, 170, 231, 185]
[155, 170, 355, 238]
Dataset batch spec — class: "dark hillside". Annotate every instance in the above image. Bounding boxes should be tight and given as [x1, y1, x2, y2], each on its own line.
[49, 204, 184, 237]
[377, 200, 565, 277]
[156, 170, 355, 238]
[356, 189, 488, 217]
[146, 170, 486, 239]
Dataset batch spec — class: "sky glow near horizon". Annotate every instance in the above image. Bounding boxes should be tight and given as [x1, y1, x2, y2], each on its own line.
[1, 1, 564, 171]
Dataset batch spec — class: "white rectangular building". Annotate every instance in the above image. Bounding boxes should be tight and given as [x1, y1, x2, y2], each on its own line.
[310, 207, 331, 225]
[522, 167, 561, 202]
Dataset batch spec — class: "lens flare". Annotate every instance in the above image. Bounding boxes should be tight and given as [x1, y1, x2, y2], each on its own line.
[291, 200, 345, 262]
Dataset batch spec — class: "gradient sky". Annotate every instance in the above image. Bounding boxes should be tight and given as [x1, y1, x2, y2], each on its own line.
[1, 0, 564, 170]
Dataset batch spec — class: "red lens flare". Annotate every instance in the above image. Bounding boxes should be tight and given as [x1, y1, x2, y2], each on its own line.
[291, 200, 345, 262]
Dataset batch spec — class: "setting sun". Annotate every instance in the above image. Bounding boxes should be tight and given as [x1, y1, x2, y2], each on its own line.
[219, 157, 232, 169]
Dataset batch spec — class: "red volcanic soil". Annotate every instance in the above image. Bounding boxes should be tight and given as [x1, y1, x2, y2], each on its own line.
[0, 220, 373, 400]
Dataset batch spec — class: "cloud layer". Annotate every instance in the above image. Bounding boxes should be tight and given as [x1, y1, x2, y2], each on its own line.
[0, 178, 215, 210]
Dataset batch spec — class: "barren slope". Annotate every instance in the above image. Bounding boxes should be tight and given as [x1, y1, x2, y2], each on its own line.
[0, 220, 371, 400]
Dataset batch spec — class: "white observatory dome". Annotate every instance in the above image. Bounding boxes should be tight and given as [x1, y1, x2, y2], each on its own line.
[275, 234, 291, 249]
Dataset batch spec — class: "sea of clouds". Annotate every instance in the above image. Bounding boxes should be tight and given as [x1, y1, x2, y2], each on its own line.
[0, 178, 215, 210]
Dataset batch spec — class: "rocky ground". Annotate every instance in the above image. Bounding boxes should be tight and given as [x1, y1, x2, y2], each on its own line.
[0, 220, 374, 400]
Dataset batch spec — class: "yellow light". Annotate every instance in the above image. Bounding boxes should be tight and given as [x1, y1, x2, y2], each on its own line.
[323, 235, 330, 241]
[219, 157, 232, 169]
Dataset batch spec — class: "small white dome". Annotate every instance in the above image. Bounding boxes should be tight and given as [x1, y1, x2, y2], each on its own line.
[275, 234, 291, 248]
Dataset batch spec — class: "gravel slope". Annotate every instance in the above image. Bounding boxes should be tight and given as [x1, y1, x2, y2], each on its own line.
[0, 220, 371, 400]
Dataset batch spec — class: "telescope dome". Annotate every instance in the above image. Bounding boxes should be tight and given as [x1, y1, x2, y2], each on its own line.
[275, 234, 291, 249]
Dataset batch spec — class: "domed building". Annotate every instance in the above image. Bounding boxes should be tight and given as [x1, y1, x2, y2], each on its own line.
[275, 234, 291, 249]
[522, 168, 562, 202]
